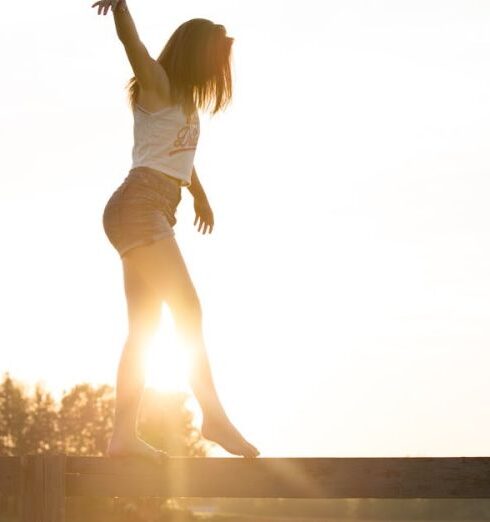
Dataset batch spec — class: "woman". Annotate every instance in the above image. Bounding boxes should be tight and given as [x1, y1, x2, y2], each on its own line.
[92, 0, 259, 459]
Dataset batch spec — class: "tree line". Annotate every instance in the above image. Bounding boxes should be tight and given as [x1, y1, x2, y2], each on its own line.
[0, 373, 207, 521]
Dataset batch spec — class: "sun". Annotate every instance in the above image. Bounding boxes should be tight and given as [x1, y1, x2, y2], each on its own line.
[144, 305, 191, 393]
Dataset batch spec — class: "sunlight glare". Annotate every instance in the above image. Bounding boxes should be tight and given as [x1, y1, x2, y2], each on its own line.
[145, 305, 190, 393]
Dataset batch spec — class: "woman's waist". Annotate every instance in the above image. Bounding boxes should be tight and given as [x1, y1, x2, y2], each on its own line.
[129, 166, 183, 186]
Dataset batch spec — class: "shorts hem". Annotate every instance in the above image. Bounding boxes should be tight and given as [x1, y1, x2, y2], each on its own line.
[119, 231, 176, 258]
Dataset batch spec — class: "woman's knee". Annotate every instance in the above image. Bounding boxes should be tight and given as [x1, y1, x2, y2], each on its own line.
[122, 237, 202, 332]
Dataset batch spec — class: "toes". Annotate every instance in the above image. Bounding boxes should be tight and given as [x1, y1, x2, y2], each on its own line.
[247, 443, 260, 458]
[242, 443, 259, 458]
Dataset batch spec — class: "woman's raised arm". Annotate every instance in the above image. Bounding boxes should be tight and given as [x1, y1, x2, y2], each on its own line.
[91, 0, 169, 92]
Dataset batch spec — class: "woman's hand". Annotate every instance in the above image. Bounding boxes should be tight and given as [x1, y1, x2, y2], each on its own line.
[193, 194, 214, 234]
[91, 0, 126, 15]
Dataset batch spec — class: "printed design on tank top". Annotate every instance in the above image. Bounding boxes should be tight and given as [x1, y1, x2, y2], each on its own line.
[169, 112, 199, 156]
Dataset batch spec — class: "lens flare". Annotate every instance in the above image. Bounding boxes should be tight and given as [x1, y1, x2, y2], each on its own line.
[145, 305, 190, 393]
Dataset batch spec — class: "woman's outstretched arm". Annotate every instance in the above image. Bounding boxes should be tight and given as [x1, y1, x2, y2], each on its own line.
[91, 0, 169, 93]
[111, 0, 139, 46]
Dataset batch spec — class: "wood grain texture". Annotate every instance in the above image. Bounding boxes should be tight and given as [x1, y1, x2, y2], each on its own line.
[9, 455, 490, 522]
[20, 455, 44, 522]
[0, 457, 20, 495]
[44, 455, 65, 522]
[19, 455, 66, 521]
[65, 457, 490, 499]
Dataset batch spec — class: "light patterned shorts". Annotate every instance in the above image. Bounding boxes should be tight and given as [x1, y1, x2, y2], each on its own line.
[102, 167, 182, 258]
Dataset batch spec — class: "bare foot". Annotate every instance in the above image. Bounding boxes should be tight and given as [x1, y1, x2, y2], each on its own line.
[202, 414, 260, 458]
[106, 435, 168, 462]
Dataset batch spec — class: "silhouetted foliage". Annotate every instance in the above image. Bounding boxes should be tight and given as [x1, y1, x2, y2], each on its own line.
[0, 373, 207, 458]
[139, 388, 206, 457]
[0, 374, 30, 455]
[58, 383, 115, 455]
[0, 373, 209, 520]
[24, 383, 59, 453]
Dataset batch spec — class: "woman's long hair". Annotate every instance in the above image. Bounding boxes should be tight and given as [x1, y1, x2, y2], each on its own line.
[125, 18, 234, 117]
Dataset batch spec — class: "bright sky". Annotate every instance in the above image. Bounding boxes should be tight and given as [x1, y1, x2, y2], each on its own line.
[1, 0, 490, 458]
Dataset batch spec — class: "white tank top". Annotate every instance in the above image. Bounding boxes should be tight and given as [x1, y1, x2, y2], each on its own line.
[130, 102, 200, 187]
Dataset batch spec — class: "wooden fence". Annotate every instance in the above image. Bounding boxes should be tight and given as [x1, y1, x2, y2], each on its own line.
[1, 455, 490, 521]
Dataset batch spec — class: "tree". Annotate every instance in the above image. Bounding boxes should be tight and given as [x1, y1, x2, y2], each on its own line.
[0, 373, 29, 456]
[0, 374, 207, 458]
[23, 383, 59, 454]
[58, 383, 115, 455]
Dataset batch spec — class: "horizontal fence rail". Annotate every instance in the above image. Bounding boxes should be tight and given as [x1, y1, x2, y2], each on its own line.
[1, 456, 490, 521]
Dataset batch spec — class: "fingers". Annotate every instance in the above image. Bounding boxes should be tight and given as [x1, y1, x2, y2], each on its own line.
[194, 215, 214, 234]
[90, 1, 100, 13]
[104, 0, 112, 15]
[91, 0, 115, 15]
[198, 218, 206, 234]
[91, 1, 104, 15]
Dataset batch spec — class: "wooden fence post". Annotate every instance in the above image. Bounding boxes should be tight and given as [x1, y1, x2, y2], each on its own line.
[20, 455, 44, 522]
[20, 454, 66, 522]
[44, 455, 66, 522]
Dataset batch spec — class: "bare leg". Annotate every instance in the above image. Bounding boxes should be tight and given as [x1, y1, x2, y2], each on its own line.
[120, 236, 259, 458]
[106, 257, 167, 461]
[174, 305, 260, 458]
